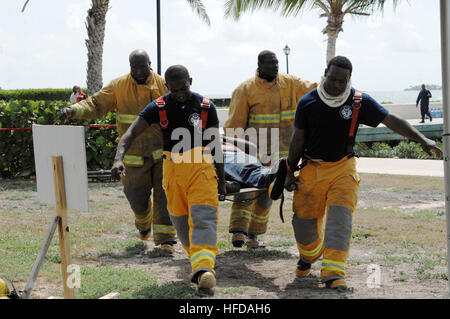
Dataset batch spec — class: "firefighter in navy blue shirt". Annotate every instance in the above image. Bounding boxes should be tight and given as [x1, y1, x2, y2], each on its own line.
[111, 65, 225, 293]
[416, 84, 433, 123]
[284, 56, 442, 291]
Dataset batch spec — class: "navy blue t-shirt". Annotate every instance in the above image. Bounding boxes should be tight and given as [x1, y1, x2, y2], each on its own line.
[139, 92, 219, 152]
[416, 89, 432, 107]
[294, 88, 389, 162]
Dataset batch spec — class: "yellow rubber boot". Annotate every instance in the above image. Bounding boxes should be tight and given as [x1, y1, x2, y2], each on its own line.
[231, 232, 246, 248]
[198, 272, 216, 289]
[327, 279, 348, 290]
[295, 260, 312, 277]
[0, 278, 9, 298]
[138, 228, 151, 241]
[160, 243, 175, 254]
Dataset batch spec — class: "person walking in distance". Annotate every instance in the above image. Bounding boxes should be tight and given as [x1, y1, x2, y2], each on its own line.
[416, 84, 433, 123]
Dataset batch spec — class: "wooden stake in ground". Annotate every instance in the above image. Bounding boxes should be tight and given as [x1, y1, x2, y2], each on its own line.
[52, 156, 75, 299]
[22, 216, 60, 299]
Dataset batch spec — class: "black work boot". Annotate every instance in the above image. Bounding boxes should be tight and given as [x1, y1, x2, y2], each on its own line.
[231, 232, 246, 248]
[295, 259, 312, 277]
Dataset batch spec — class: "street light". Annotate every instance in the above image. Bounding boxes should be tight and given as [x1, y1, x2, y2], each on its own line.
[283, 44, 291, 74]
[156, 0, 161, 75]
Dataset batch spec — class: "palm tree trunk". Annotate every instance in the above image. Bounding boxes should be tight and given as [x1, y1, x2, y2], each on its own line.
[323, 13, 344, 65]
[326, 32, 338, 65]
[85, 0, 109, 96]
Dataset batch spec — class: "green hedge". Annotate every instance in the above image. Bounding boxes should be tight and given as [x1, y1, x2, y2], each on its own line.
[0, 100, 117, 178]
[0, 89, 87, 101]
[354, 141, 444, 160]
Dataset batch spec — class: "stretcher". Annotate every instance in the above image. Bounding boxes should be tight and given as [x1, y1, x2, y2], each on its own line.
[218, 187, 266, 202]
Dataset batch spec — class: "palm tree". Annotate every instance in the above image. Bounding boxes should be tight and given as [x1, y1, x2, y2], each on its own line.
[22, 0, 210, 95]
[85, 0, 110, 96]
[22, 0, 109, 95]
[224, 0, 398, 64]
[86, 0, 211, 95]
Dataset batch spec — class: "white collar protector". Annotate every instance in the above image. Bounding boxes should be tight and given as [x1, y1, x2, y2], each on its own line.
[317, 76, 352, 108]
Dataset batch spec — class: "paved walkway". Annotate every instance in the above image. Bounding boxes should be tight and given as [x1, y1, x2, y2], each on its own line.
[357, 157, 444, 177]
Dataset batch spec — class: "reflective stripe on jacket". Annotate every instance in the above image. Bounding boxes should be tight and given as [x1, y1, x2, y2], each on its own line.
[223, 71, 317, 163]
[71, 71, 169, 162]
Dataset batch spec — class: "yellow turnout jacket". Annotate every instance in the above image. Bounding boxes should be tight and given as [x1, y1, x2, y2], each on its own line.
[223, 71, 317, 162]
[71, 71, 169, 166]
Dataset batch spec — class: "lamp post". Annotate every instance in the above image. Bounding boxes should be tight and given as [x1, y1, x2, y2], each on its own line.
[156, 0, 161, 75]
[283, 44, 291, 74]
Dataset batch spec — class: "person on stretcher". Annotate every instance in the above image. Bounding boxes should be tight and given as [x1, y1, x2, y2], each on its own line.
[221, 135, 279, 194]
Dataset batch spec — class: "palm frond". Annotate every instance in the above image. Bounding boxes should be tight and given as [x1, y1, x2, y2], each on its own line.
[186, 0, 211, 26]
[21, 0, 30, 12]
[224, 0, 314, 20]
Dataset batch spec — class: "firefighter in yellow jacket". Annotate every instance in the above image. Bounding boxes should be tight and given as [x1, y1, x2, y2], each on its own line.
[223, 50, 317, 248]
[59, 49, 177, 252]
[111, 65, 226, 292]
[284, 56, 442, 290]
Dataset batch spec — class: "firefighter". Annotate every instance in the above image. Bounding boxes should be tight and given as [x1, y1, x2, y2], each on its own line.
[223, 50, 317, 248]
[111, 65, 225, 292]
[284, 56, 442, 290]
[59, 49, 177, 253]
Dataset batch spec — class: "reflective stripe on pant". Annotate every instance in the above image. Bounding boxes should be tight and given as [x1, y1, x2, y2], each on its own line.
[121, 157, 176, 245]
[292, 156, 360, 282]
[229, 190, 272, 236]
[162, 149, 219, 281]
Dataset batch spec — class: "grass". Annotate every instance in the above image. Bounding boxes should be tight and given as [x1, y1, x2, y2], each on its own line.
[0, 174, 448, 298]
[4, 193, 32, 200]
[413, 210, 445, 219]
[98, 241, 147, 259]
[132, 281, 199, 299]
[415, 256, 447, 280]
[74, 265, 198, 299]
[394, 271, 409, 282]
[267, 240, 295, 248]
[352, 229, 375, 240]
[219, 287, 245, 295]
[222, 249, 293, 259]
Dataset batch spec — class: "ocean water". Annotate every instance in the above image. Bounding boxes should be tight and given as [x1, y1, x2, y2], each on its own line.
[210, 90, 443, 105]
[364, 90, 442, 105]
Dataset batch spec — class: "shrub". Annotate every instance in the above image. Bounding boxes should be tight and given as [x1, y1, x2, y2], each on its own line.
[0, 88, 86, 101]
[0, 100, 117, 178]
[355, 140, 442, 160]
[371, 142, 395, 158]
[392, 141, 431, 159]
[354, 142, 394, 158]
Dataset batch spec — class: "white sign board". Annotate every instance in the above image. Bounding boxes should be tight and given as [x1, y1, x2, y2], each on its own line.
[32, 125, 89, 212]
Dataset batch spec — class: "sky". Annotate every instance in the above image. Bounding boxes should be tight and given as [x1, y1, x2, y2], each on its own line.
[0, 0, 442, 96]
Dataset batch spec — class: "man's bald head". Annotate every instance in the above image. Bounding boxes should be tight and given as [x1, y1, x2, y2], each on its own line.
[164, 65, 192, 104]
[258, 50, 276, 65]
[257, 50, 279, 82]
[129, 49, 150, 64]
[129, 49, 151, 84]
[165, 65, 191, 83]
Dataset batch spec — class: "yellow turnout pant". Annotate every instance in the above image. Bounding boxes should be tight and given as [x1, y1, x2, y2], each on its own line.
[292, 156, 360, 283]
[229, 190, 272, 236]
[162, 148, 219, 282]
[121, 157, 176, 245]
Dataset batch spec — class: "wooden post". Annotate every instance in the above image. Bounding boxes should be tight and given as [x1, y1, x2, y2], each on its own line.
[23, 216, 60, 299]
[52, 156, 75, 299]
